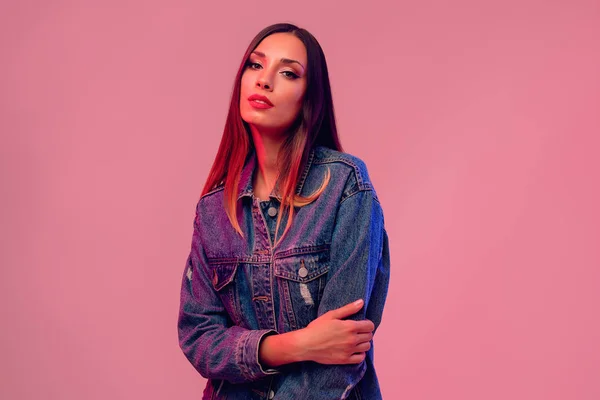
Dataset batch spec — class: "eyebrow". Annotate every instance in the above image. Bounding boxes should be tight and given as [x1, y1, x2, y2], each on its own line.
[251, 51, 305, 70]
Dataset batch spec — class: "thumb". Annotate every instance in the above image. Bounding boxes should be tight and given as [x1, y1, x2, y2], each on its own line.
[326, 299, 364, 320]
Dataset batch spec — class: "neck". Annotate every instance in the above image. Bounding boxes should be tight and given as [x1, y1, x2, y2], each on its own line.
[250, 125, 286, 199]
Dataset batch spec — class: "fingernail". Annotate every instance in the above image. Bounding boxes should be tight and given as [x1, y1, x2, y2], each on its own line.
[354, 299, 363, 306]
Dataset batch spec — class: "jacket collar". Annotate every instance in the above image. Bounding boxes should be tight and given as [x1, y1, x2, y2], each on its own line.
[237, 147, 316, 201]
[236, 152, 257, 200]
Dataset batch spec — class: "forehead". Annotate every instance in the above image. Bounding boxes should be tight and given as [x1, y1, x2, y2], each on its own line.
[253, 33, 307, 64]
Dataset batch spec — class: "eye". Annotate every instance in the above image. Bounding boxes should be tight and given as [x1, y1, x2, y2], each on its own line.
[246, 61, 261, 70]
[281, 70, 299, 79]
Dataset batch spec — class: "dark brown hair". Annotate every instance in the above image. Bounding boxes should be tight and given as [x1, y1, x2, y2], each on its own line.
[202, 23, 342, 244]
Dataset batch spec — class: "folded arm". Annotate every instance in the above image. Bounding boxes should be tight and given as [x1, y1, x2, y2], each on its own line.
[273, 187, 391, 398]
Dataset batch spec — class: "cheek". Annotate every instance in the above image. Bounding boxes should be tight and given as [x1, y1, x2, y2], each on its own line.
[288, 88, 305, 117]
[279, 97, 302, 121]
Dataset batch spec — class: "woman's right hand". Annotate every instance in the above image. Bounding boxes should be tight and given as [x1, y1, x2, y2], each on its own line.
[299, 299, 374, 365]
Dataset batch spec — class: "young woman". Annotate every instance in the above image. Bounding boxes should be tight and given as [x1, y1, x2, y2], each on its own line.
[178, 23, 390, 399]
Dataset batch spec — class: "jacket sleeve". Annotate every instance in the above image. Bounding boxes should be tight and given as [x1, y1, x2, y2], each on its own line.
[177, 208, 280, 384]
[273, 185, 391, 399]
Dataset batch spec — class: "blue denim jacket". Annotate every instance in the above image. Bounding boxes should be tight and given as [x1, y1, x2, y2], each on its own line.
[178, 146, 390, 399]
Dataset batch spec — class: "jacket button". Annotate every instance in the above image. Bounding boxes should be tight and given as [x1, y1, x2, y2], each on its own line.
[268, 390, 275, 399]
[267, 207, 277, 217]
[298, 266, 308, 278]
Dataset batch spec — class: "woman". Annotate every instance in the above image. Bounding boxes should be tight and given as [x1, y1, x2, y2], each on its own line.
[178, 23, 390, 399]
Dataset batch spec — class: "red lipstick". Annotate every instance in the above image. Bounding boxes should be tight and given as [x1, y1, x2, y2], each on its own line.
[248, 94, 274, 109]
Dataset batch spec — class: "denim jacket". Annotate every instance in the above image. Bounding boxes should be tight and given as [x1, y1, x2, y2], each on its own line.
[178, 146, 390, 399]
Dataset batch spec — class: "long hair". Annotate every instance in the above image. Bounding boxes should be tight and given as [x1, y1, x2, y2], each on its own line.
[201, 23, 342, 245]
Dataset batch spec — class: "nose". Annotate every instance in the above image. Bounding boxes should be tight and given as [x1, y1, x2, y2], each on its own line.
[256, 72, 273, 91]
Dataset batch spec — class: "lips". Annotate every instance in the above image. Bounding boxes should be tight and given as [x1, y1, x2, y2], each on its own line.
[248, 94, 274, 107]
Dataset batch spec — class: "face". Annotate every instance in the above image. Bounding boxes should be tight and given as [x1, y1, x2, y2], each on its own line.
[239, 33, 308, 136]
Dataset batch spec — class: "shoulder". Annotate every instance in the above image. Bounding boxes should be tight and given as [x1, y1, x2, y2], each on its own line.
[311, 146, 374, 192]
[199, 184, 224, 201]
[195, 184, 225, 217]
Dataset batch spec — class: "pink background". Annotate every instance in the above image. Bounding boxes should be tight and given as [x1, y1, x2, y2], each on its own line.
[1, 1, 599, 399]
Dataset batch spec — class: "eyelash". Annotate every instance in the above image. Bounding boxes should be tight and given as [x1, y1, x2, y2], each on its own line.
[246, 62, 299, 79]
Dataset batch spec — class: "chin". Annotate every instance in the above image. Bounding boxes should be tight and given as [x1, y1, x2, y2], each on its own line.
[242, 114, 275, 129]
[241, 111, 295, 134]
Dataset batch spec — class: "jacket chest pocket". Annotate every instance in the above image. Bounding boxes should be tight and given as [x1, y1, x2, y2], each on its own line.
[207, 260, 244, 326]
[274, 247, 330, 329]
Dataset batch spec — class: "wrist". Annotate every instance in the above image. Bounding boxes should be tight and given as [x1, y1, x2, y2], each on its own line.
[259, 329, 308, 367]
[288, 328, 310, 363]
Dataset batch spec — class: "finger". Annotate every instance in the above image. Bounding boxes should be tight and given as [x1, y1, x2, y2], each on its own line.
[355, 341, 372, 353]
[355, 333, 373, 344]
[353, 320, 375, 333]
[326, 299, 364, 320]
[346, 352, 366, 364]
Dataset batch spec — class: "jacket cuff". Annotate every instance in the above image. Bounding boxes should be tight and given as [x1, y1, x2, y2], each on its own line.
[237, 329, 280, 381]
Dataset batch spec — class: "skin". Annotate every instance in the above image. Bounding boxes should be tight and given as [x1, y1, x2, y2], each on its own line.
[260, 300, 375, 367]
[240, 32, 307, 200]
[239, 33, 374, 368]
